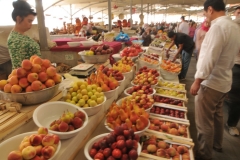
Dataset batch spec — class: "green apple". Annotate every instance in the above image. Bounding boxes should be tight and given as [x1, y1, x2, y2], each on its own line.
[91, 95, 97, 101]
[96, 87, 102, 92]
[83, 104, 89, 108]
[65, 99, 71, 103]
[75, 103, 81, 107]
[71, 92, 77, 97]
[80, 84, 86, 90]
[96, 97, 104, 104]
[78, 99, 85, 106]
[92, 84, 97, 90]
[82, 95, 89, 101]
[89, 100, 97, 107]
[72, 96, 78, 102]
[87, 99, 92, 105]
[88, 92, 93, 97]
[77, 93, 82, 100]
[87, 85, 93, 92]
[70, 101, 76, 104]
[81, 89, 88, 95]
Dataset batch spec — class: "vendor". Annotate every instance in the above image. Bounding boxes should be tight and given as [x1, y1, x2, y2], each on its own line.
[8, 0, 41, 69]
[142, 28, 152, 46]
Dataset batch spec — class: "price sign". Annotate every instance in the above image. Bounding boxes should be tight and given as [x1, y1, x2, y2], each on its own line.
[65, 54, 74, 60]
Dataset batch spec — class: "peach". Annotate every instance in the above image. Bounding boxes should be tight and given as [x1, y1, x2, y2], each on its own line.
[11, 84, 22, 93]
[21, 59, 32, 70]
[33, 145, 43, 156]
[8, 75, 18, 85]
[52, 74, 62, 84]
[41, 84, 46, 90]
[8, 73, 13, 79]
[38, 72, 48, 83]
[11, 69, 17, 76]
[31, 80, 43, 91]
[22, 146, 37, 160]
[16, 68, 27, 78]
[19, 77, 29, 88]
[37, 127, 48, 135]
[46, 66, 56, 77]
[42, 134, 54, 146]
[45, 79, 55, 88]
[21, 136, 30, 143]
[0, 80, 7, 90]
[52, 135, 60, 145]
[31, 64, 42, 73]
[26, 86, 33, 92]
[7, 150, 23, 160]
[4, 83, 12, 93]
[42, 59, 51, 68]
[41, 146, 55, 159]
[19, 141, 31, 151]
[30, 134, 42, 146]
[32, 57, 43, 65]
[30, 155, 43, 160]
[30, 55, 39, 63]
[27, 73, 38, 83]
[40, 66, 46, 72]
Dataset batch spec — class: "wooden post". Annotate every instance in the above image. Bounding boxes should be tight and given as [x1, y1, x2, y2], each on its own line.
[108, 0, 112, 31]
[130, 0, 133, 28]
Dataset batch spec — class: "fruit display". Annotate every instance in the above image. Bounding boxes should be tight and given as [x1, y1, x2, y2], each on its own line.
[150, 105, 187, 120]
[7, 127, 60, 160]
[132, 72, 158, 86]
[150, 38, 165, 48]
[49, 110, 86, 132]
[106, 102, 150, 132]
[113, 57, 134, 73]
[153, 95, 185, 107]
[125, 85, 155, 95]
[87, 126, 140, 160]
[139, 54, 160, 65]
[119, 94, 154, 111]
[140, 134, 193, 159]
[147, 116, 191, 140]
[136, 67, 160, 77]
[0, 55, 62, 93]
[160, 60, 181, 73]
[87, 71, 119, 92]
[64, 81, 105, 107]
[98, 65, 124, 81]
[157, 80, 185, 91]
[120, 45, 143, 57]
[156, 88, 186, 100]
[86, 44, 113, 55]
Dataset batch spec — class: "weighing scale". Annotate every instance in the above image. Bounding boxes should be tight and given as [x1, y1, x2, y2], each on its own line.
[69, 63, 96, 78]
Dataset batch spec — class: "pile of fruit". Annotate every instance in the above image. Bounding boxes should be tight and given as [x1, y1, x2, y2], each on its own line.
[98, 65, 124, 81]
[7, 127, 59, 160]
[132, 72, 158, 86]
[0, 55, 62, 93]
[86, 44, 113, 55]
[49, 110, 86, 132]
[126, 85, 154, 95]
[120, 45, 143, 57]
[136, 67, 160, 77]
[141, 135, 191, 159]
[121, 94, 154, 110]
[64, 81, 105, 107]
[89, 126, 140, 160]
[156, 88, 185, 99]
[139, 54, 160, 65]
[113, 57, 134, 73]
[153, 95, 184, 107]
[87, 71, 119, 92]
[150, 106, 185, 119]
[150, 39, 165, 48]
[148, 117, 188, 137]
[106, 102, 149, 132]
[157, 80, 185, 91]
[160, 60, 181, 73]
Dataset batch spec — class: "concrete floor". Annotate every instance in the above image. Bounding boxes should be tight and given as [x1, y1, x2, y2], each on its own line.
[185, 57, 240, 160]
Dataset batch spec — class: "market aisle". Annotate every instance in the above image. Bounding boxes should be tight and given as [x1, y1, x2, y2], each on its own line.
[185, 57, 240, 160]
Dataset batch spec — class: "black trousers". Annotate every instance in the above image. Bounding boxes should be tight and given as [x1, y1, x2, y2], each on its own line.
[226, 64, 240, 127]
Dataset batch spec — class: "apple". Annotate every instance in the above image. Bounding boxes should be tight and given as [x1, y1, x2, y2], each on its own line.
[22, 146, 36, 160]
[7, 150, 23, 160]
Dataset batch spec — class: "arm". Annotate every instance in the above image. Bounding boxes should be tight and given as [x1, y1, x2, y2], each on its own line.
[166, 41, 175, 58]
[172, 43, 183, 61]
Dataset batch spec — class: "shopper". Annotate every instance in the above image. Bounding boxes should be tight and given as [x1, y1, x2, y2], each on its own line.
[190, 0, 240, 160]
[189, 22, 196, 39]
[8, 0, 41, 69]
[142, 28, 152, 46]
[178, 16, 189, 35]
[225, 6, 240, 136]
[166, 31, 195, 80]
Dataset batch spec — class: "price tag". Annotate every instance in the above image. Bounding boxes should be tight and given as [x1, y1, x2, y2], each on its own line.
[65, 54, 74, 60]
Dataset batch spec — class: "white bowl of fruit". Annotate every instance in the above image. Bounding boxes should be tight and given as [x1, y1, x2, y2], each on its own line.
[0, 127, 61, 160]
[33, 101, 88, 139]
[84, 127, 142, 160]
[103, 86, 119, 99]
[82, 96, 107, 116]
[124, 85, 156, 97]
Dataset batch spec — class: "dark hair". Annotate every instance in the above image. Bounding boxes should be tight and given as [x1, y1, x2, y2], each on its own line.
[203, 0, 225, 12]
[181, 16, 185, 20]
[167, 31, 176, 38]
[235, 6, 240, 11]
[12, 0, 37, 22]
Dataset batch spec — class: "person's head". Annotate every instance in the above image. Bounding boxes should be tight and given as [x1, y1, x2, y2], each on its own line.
[203, 0, 226, 22]
[234, 6, 240, 18]
[180, 16, 185, 22]
[12, 0, 37, 32]
[167, 31, 176, 40]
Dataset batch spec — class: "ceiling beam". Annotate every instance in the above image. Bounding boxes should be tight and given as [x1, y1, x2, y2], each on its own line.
[44, 0, 64, 12]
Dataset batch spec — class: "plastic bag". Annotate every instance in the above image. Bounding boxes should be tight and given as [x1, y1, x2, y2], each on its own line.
[115, 32, 130, 42]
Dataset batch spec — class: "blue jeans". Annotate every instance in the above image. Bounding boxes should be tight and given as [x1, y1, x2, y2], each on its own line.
[179, 50, 192, 79]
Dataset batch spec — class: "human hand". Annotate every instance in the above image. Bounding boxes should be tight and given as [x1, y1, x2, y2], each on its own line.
[171, 55, 177, 62]
[190, 81, 201, 96]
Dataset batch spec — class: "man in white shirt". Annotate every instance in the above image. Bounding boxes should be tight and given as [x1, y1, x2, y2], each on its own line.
[178, 16, 189, 35]
[190, 0, 240, 160]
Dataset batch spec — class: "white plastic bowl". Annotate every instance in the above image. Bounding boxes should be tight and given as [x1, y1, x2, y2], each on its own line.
[67, 42, 80, 47]
[82, 97, 106, 117]
[103, 86, 119, 99]
[33, 101, 88, 139]
[71, 37, 87, 41]
[112, 54, 122, 62]
[0, 132, 61, 160]
[124, 86, 156, 97]
[80, 41, 95, 47]
[122, 69, 133, 80]
[131, 80, 157, 88]
[105, 120, 150, 136]
[160, 67, 180, 80]
[119, 51, 139, 62]
[84, 133, 142, 160]
[117, 75, 125, 86]
[78, 51, 110, 64]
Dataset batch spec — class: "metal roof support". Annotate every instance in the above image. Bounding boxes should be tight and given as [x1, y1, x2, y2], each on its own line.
[44, 0, 63, 12]
[70, 4, 72, 24]
[72, 1, 107, 16]
[108, 0, 112, 31]
[92, 8, 108, 16]
[130, 0, 133, 28]
[35, 0, 48, 51]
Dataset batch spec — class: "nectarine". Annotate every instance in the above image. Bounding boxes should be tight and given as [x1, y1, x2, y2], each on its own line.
[27, 73, 38, 83]
[21, 59, 32, 70]
[16, 68, 27, 78]
[22, 146, 36, 160]
[31, 80, 43, 91]
[45, 79, 55, 88]
[19, 77, 29, 88]
[7, 150, 22, 160]
[11, 84, 22, 93]
[46, 66, 56, 77]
